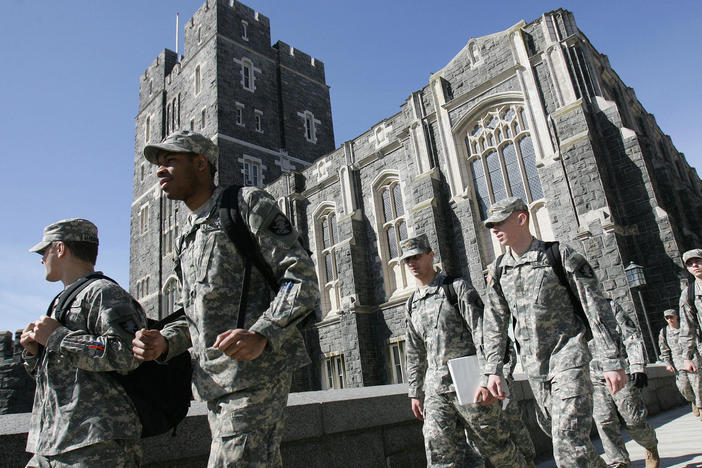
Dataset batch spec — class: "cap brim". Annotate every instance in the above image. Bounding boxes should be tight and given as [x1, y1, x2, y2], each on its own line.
[29, 240, 51, 253]
[400, 248, 426, 261]
[483, 213, 510, 229]
[143, 142, 194, 164]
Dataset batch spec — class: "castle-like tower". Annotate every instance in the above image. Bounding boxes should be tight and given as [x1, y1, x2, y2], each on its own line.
[131, 2, 702, 392]
[130, 0, 334, 321]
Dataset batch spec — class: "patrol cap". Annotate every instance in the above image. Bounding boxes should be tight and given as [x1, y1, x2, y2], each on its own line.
[399, 235, 432, 261]
[29, 218, 99, 253]
[663, 309, 678, 318]
[483, 197, 528, 229]
[143, 130, 218, 169]
[682, 249, 702, 265]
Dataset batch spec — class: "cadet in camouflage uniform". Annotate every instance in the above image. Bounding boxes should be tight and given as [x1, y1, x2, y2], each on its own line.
[679, 249, 702, 381]
[21, 219, 145, 468]
[501, 341, 537, 465]
[403, 235, 528, 468]
[481, 197, 628, 468]
[659, 308, 702, 417]
[590, 301, 659, 467]
[133, 131, 317, 468]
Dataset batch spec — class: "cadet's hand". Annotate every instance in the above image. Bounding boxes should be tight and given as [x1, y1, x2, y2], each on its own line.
[631, 372, 648, 389]
[410, 397, 424, 421]
[665, 364, 676, 373]
[683, 359, 698, 373]
[20, 323, 39, 355]
[604, 369, 627, 394]
[473, 386, 497, 405]
[213, 329, 267, 361]
[133, 329, 169, 361]
[28, 315, 60, 346]
[486, 375, 506, 400]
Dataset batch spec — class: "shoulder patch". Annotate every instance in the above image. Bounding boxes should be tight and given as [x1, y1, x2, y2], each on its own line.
[269, 213, 293, 235]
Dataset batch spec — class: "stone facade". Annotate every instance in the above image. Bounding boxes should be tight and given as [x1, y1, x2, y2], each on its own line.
[131, 3, 702, 391]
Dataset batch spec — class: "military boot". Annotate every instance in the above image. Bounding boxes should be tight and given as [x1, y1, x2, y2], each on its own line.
[693, 402, 700, 417]
[644, 446, 660, 468]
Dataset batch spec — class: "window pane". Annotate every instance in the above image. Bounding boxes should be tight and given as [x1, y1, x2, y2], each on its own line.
[330, 214, 338, 245]
[519, 108, 528, 130]
[397, 221, 407, 243]
[503, 143, 527, 201]
[382, 189, 392, 223]
[471, 158, 490, 220]
[324, 253, 333, 282]
[487, 116, 499, 129]
[387, 226, 397, 259]
[519, 136, 543, 200]
[486, 150, 506, 202]
[392, 184, 404, 217]
[503, 107, 516, 122]
[322, 217, 330, 248]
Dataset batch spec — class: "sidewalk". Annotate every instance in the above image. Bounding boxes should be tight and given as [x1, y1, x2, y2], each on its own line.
[537, 404, 702, 467]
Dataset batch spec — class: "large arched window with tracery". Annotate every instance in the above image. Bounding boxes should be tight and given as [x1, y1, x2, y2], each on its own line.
[314, 206, 341, 317]
[465, 103, 550, 261]
[373, 175, 409, 297]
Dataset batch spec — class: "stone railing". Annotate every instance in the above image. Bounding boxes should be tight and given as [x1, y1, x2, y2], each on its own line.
[0, 364, 685, 467]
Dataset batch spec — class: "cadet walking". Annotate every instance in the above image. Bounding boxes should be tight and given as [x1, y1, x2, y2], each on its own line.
[21, 219, 146, 467]
[679, 249, 702, 378]
[403, 235, 529, 468]
[132, 131, 318, 467]
[659, 308, 702, 419]
[480, 197, 627, 468]
[590, 301, 659, 467]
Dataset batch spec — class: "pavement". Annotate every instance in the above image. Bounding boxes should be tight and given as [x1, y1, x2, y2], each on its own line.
[537, 404, 702, 467]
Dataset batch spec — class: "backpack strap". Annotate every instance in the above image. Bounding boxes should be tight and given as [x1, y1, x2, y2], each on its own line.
[219, 185, 281, 329]
[542, 241, 592, 341]
[50, 272, 112, 324]
[687, 282, 702, 341]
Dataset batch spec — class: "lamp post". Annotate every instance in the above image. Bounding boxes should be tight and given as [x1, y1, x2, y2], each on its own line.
[624, 262, 659, 361]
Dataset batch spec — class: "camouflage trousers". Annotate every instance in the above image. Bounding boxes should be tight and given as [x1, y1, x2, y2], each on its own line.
[26, 439, 141, 468]
[592, 378, 658, 466]
[503, 378, 536, 463]
[422, 391, 528, 468]
[675, 369, 702, 407]
[206, 371, 292, 468]
[529, 366, 606, 468]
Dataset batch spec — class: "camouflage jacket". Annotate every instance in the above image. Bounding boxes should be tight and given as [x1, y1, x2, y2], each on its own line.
[23, 275, 145, 456]
[590, 301, 646, 378]
[161, 186, 318, 401]
[659, 325, 688, 370]
[679, 281, 702, 360]
[482, 238, 623, 382]
[405, 273, 483, 399]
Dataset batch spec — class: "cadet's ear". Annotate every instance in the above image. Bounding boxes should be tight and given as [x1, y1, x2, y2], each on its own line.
[194, 154, 208, 172]
[516, 211, 529, 226]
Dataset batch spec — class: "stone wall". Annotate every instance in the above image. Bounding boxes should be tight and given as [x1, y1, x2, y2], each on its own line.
[0, 364, 686, 467]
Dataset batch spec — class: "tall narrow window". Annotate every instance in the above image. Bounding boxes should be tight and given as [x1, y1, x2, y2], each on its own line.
[235, 103, 245, 126]
[242, 157, 262, 187]
[388, 340, 406, 384]
[162, 277, 180, 317]
[374, 175, 408, 296]
[316, 206, 341, 316]
[321, 355, 346, 389]
[254, 110, 263, 133]
[197, 26, 202, 44]
[241, 58, 254, 91]
[163, 197, 179, 256]
[299, 111, 318, 143]
[145, 115, 151, 143]
[241, 20, 248, 40]
[201, 108, 206, 130]
[195, 65, 201, 95]
[139, 204, 149, 235]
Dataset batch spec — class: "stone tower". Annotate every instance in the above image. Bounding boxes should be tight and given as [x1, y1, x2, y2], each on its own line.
[130, 0, 334, 320]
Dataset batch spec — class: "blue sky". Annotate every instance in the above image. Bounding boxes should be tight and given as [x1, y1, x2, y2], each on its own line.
[1, 0, 700, 333]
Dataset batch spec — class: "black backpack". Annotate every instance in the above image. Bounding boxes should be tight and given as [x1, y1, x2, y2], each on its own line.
[492, 241, 593, 345]
[47, 272, 192, 438]
[686, 281, 702, 341]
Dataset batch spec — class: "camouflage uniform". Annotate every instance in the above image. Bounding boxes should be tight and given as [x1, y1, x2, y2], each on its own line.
[160, 185, 317, 468]
[679, 280, 702, 366]
[502, 341, 537, 464]
[406, 272, 527, 468]
[590, 301, 657, 467]
[659, 322, 702, 407]
[23, 276, 145, 467]
[482, 238, 623, 468]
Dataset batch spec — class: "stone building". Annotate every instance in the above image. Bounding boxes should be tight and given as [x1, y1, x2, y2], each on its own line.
[130, 0, 702, 391]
